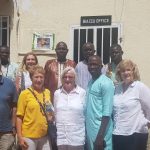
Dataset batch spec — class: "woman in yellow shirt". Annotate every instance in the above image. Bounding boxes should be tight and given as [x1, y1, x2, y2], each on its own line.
[16, 65, 52, 150]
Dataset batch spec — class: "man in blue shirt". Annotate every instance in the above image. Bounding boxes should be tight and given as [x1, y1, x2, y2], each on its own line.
[0, 59, 18, 149]
[85, 55, 114, 150]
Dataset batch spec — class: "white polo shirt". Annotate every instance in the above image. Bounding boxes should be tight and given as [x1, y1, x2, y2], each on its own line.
[113, 81, 150, 135]
[54, 85, 86, 146]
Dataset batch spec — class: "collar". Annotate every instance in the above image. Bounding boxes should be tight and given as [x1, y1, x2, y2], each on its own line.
[60, 85, 80, 94]
[1, 62, 10, 68]
[129, 81, 137, 87]
[82, 60, 88, 65]
[57, 59, 68, 64]
[120, 81, 137, 90]
[110, 62, 117, 72]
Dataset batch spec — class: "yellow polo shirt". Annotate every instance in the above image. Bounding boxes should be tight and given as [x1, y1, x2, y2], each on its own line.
[17, 88, 51, 138]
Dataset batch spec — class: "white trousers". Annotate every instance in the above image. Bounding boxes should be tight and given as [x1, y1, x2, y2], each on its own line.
[24, 136, 51, 150]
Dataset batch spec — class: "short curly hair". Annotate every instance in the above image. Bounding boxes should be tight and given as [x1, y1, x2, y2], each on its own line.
[116, 59, 140, 82]
[61, 67, 76, 83]
[28, 65, 45, 79]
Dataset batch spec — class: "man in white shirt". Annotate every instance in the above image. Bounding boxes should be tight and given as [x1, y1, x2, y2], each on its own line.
[75, 42, 95, 90]
[0, 46, 18, 82]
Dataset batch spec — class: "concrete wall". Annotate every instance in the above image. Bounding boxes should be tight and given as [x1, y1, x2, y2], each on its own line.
[1, 0, 150, 86]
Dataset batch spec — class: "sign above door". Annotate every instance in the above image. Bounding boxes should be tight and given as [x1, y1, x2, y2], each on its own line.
[80, 15, 111, 26]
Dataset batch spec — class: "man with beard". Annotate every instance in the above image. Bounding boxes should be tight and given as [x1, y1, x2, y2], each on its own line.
[85, 55, 114, 150]
[44, 41, 76, 104]
[102, 44, 123, 84]
[0, 46, 18, 82]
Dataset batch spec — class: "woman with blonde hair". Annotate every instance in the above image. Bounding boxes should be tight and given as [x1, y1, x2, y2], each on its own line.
[113, 59, 150, 150]
[15, 52, 38, 93]
[16, 65, 52, 150]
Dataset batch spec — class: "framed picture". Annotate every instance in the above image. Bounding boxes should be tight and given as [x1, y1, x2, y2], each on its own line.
[32, 33, 55, 50]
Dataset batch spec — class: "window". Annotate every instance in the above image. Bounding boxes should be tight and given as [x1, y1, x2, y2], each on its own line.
[71, 23, 122, 64]
[0, 16, 10, 46]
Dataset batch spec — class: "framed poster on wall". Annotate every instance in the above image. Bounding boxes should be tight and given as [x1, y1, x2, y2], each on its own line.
[32, 33, 55, 50]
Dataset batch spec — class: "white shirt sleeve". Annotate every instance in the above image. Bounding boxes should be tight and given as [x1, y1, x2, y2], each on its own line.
[139, 82, 150, 121]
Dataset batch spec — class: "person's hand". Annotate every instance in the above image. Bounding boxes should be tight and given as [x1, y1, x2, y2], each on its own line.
[47, 113, 55, 122]
[47, 114, 54, 122]
[94, 136, 106, 150]
[18, 137, 29, 150]
[12, 127, 16, 136]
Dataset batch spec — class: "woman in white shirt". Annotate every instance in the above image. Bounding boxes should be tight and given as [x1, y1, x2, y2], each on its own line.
[54, 67, 86, 150]
[15, 52, 38, 93]
[113, 59, 150, 150]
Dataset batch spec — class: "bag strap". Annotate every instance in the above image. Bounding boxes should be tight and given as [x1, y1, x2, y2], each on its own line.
[27, 88, 48, 122]
[21, 72, 25, 91]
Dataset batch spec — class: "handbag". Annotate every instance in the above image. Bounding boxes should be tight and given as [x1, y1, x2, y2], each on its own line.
[27, 88, 57, 146]
[48, 122, 57, 149]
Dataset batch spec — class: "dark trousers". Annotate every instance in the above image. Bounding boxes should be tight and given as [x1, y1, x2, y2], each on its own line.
[57, 145, 84, 150]
[51, 142, 58, 150]
[113, 133, 148, 150]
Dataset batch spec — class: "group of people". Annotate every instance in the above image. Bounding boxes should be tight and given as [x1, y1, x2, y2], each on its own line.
[0, 41, 150, 150]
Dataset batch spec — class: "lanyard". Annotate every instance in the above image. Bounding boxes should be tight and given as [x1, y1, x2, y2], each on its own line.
[28, 88, 47, 117]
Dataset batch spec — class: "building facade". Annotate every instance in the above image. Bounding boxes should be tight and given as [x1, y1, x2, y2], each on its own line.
[0, 0, 150, 86]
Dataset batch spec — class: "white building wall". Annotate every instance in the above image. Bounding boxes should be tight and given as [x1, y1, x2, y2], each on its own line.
[0, 0, 150, 86]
